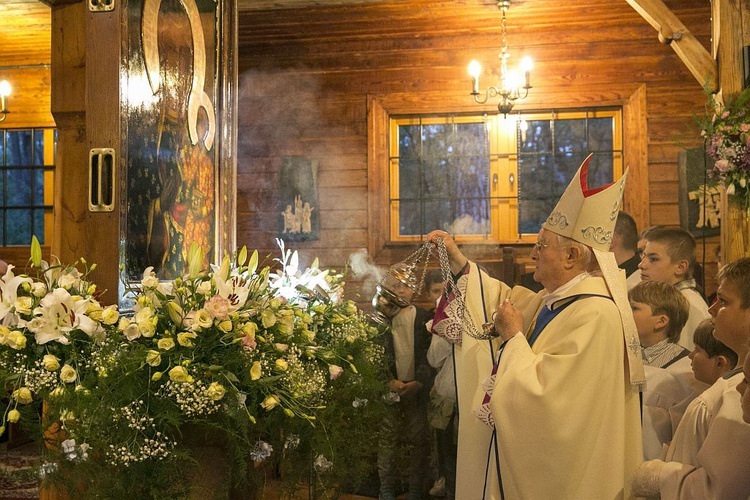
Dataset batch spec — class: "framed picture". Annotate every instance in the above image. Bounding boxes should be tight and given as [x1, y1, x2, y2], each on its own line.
[678, 148, 720, 238]
[278, 156, 320, 242]
[118, 0, 236, 307]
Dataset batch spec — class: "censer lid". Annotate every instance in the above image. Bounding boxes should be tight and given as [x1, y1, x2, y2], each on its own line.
[386, 262, 419, 292]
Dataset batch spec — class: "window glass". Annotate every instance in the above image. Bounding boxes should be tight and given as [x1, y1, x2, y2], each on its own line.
[0, 128, 55, 245]
[34, 129, 45, 166]
[393, 118, 492, 237]
[5, 130, 32, 166]
[6, 208, 31, 245]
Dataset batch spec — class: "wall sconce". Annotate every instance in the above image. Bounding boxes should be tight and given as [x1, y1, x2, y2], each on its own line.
[468, 1, 533, 117]
[0, 80, 10, 122]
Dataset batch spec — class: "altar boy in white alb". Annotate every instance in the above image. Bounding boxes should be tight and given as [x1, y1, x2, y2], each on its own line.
[428, 154, 644, 500]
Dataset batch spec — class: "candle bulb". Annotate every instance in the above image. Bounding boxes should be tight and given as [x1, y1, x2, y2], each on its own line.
[468, 60, 482, 94]
[520, 57, 533, 89]
[0, 80, 10, 118]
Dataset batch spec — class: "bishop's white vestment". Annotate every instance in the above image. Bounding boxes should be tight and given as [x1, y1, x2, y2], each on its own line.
[432, 262, 642, 499]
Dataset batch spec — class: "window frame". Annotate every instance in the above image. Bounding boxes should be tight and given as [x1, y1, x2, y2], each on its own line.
[387, 109, 624, 244]
[366, 87, 649, 265]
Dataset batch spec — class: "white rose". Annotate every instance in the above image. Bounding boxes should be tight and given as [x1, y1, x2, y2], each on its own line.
[43, 354, 61, 371]
[100, 305, 119, 325]
[192, 309, 213, 330]
[31, 282, 47, 297]
[13, 296, 33, 315]
[60, 364, 77, 384]
[196, 280, 213, 296]
[145, 350, 161, 367]
[206, 382, 226, 401]
[141, 268, 159, 289]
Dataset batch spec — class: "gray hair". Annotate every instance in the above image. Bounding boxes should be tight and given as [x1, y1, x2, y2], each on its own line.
[551, 232, 597, 271]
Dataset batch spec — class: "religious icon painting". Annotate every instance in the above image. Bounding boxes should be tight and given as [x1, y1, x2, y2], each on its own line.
[119, 0, 237, 308]
[278, 156, 320, 242]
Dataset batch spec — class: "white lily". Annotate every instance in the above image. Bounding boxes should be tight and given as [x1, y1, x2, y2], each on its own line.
[214, 270, 252, 312]
[0, 265, 33, 325]
[24, 288, 103, 344]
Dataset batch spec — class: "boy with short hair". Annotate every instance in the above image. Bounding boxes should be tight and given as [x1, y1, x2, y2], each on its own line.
[629, 280, 690, 368]
[612, 211, 642, 289]
[423, 269, 456, 499]
[638, 226, 710, 350]
[630, 280, 694, 459]
[632, 258, 750, 498]
[689, 318, 737, 386]
[378, 264, 434, 500]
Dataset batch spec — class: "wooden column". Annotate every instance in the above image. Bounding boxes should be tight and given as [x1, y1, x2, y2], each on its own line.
[50, 0, 121, 303]
[715, 0, 750, 263]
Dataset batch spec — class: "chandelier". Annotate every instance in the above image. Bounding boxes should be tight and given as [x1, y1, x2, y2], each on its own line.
[468, 0, 533, 116]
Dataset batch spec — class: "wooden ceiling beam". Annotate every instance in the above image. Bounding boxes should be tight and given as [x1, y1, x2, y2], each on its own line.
[626, 0, 717, 91]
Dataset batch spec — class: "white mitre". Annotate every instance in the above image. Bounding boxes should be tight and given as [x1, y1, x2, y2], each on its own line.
[543, 153, 645, 388]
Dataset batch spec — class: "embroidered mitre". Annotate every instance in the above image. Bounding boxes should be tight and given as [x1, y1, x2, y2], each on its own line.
[543, 153, 645, 388]
[542, 153, 626, 251]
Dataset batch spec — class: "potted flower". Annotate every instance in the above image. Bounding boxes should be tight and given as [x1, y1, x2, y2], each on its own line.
[699, 86, 750, 212]
[1, 239, 389, 498]
[0, 236, 119, 437]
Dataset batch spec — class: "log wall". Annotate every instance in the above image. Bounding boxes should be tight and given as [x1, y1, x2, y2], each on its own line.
[0, 0, 722, 298]
[237, 0, 721, 300]
[0, 0, 54, 269]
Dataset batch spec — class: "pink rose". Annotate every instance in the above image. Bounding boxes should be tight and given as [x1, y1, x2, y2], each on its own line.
[204, 295, 230, 320]
[241, 334, 257, 351]
[714, 159, 730, 172]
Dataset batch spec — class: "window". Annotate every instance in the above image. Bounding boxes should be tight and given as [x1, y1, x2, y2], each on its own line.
[0, 128, 55, 245]
[388, 109, 622, 243]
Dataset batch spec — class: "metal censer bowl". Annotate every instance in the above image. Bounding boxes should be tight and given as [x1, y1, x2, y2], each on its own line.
[369, 260, 423, 326]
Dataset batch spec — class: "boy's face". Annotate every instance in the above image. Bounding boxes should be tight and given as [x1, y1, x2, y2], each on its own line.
[426, 282, 445, 303]
[737, 351, 750, 424]
[393, 281, 415, 304]
[630, 300, 665, 346]
[637, 237, 647, 261]
[708, 278, 750, 355]
[689, 346, 726, 386]
[638, 241, 684, 285]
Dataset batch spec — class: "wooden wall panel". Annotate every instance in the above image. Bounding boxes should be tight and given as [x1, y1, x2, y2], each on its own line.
[0, 2, 54, 127]
[237, 0, 721, 299]
[0, 1, 54, 270]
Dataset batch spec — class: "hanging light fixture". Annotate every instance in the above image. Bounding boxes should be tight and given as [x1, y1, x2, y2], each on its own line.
[0, 80, 11, 122]
[468, 0, 533, 117]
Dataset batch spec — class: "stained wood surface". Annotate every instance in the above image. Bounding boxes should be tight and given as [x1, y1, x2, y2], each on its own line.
[0, 0, 728, 298]
[0, 0, 53, 129]
[237, 0, 720, 299]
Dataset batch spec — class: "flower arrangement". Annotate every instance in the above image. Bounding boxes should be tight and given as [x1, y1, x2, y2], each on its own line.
[0, 238, 388, 498]
[0, 237, 119, 433]
[699, 85, 750, 212]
